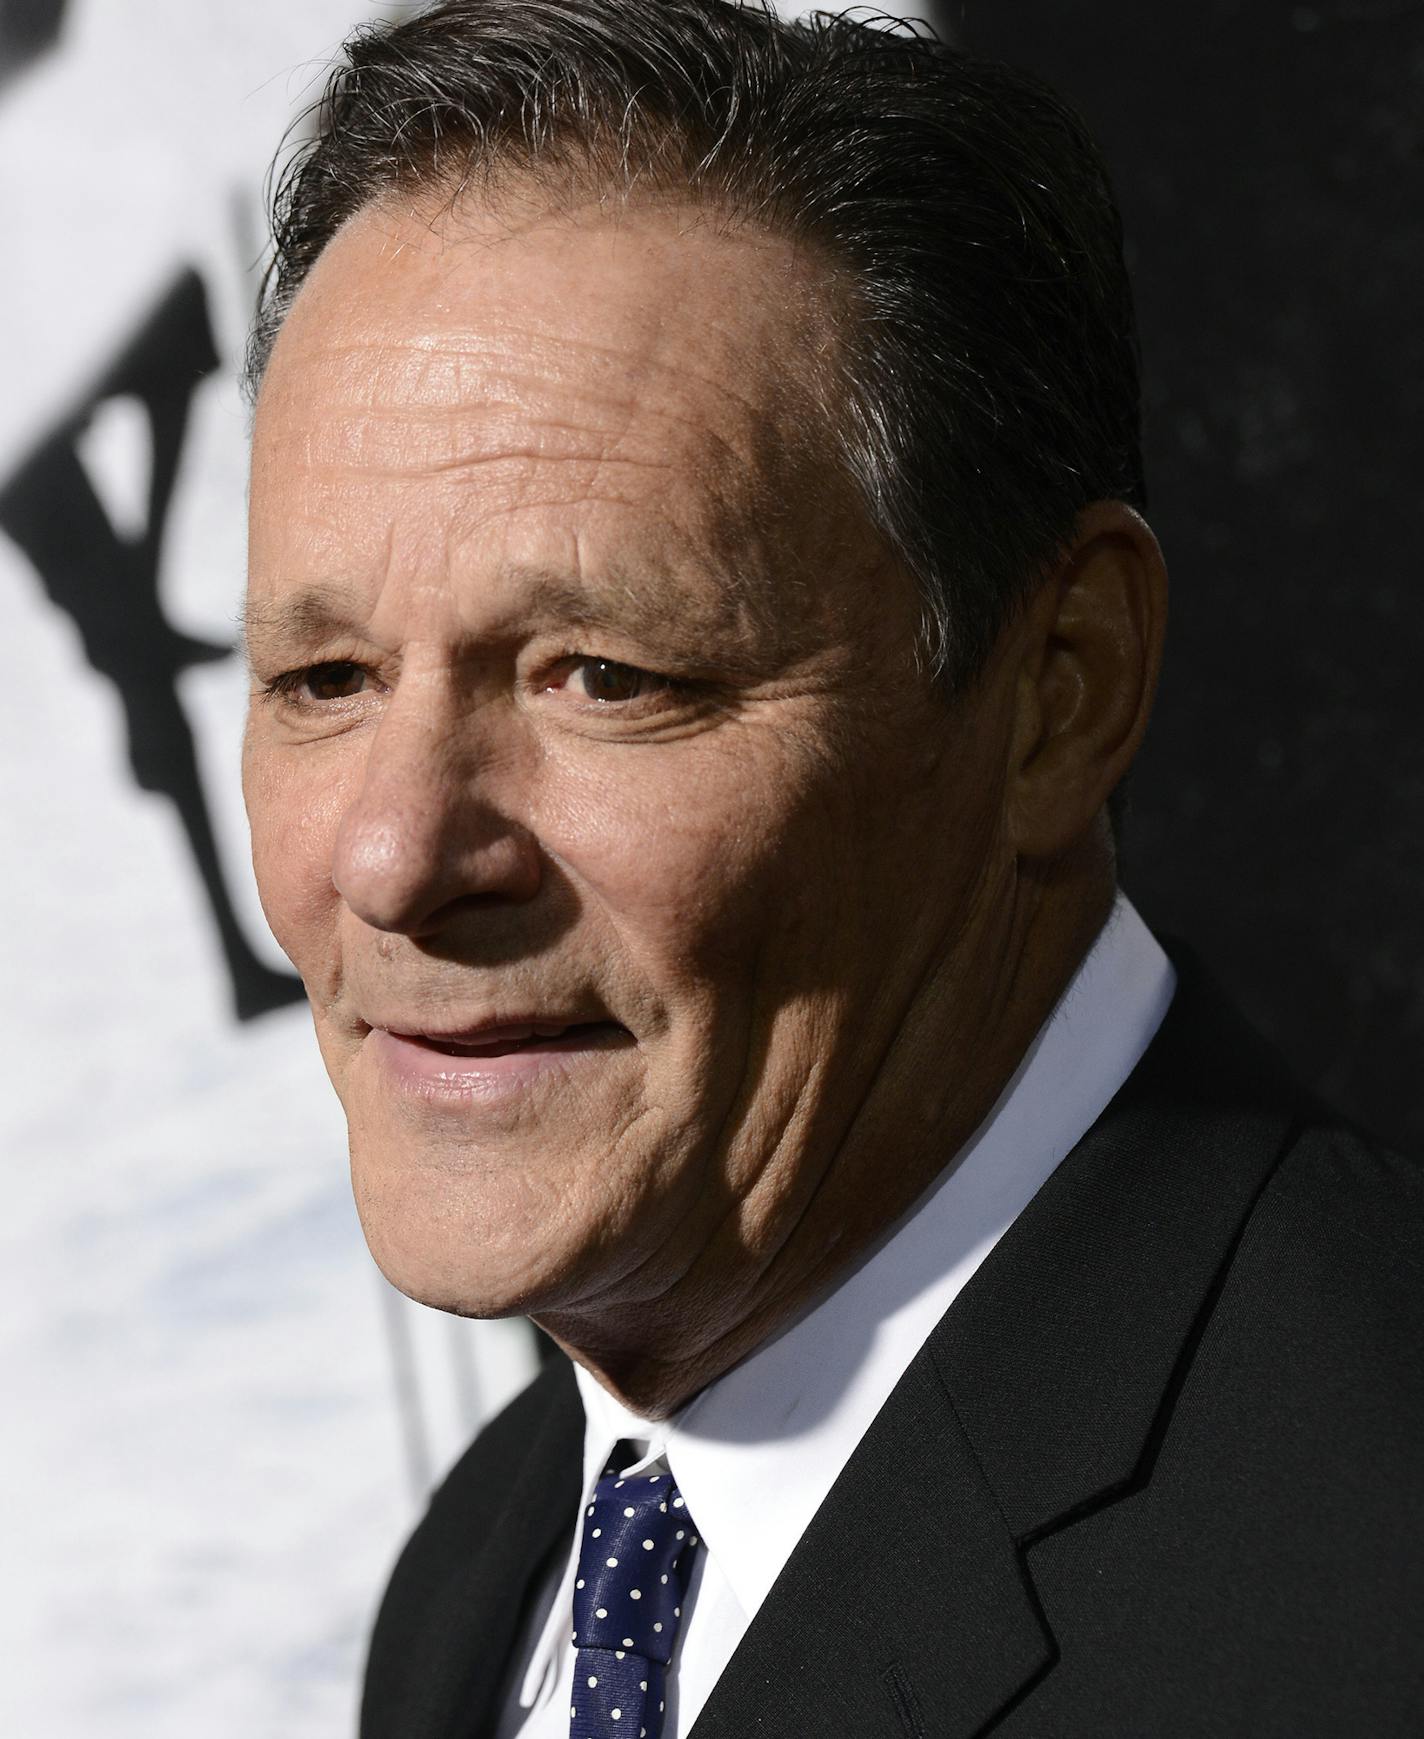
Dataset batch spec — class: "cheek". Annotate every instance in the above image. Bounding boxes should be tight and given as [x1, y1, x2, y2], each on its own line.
[529, 730, 849, 987]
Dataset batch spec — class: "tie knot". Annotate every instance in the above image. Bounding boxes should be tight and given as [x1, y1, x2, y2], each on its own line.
[570, 1465, 698, 1666]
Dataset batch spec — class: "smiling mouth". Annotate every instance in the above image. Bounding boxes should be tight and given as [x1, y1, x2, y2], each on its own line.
[366, 1017, 636, 1103]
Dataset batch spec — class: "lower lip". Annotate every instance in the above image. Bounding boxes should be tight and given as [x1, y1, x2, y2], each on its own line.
[367, 1024, 629, 1103]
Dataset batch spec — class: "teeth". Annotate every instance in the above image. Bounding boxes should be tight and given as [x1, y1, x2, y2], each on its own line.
[438, 1022, 575, 1050]
[402, 1020, 591, 1053]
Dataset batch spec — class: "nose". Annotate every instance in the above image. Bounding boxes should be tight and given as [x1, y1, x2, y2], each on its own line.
[331, 700, 542, 935]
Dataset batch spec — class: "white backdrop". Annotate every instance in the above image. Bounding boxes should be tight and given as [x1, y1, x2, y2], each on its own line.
[0, 2, 945, 1734]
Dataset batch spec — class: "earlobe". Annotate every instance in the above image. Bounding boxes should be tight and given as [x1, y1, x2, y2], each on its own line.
[1006, 501, 1168, 860]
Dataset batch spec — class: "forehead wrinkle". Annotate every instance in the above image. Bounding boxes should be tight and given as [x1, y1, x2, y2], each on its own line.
[434, 476, 786, 665]
[272, 192, 848, 469]
[288, 447, 687, 492]
[248, 485, 827, 684]
[438, 459, 784, 643]
[299, 322, 771, 434]
[270, 398, 744, 492]
[276, 349, 779, 491]
[253, 426, 830, 676]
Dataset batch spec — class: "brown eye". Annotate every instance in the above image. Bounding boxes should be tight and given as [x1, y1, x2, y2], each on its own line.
[574, 658, 647, 703]
[304, 661, 367, 701]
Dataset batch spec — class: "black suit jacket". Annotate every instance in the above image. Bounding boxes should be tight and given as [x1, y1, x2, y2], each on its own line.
[361, 957, 1424, 1737]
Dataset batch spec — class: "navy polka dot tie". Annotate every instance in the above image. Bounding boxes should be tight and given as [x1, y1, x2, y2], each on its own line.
[568, 1458, 699, 1739]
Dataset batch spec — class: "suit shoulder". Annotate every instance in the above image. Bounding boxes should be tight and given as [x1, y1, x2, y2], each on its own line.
[1267, 1113, 1424, 1287]
[1224, 1113, 1424, 1435]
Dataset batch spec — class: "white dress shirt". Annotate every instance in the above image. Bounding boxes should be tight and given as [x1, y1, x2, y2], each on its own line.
[509, 894, 1174, 1739]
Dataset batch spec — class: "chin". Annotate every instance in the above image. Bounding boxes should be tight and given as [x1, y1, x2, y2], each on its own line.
[359, 1213, 549, 1319]
[349, 1144, 588, 1320]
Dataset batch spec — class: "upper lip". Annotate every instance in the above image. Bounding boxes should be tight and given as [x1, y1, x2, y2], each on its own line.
[369, 1015, 616, 1046]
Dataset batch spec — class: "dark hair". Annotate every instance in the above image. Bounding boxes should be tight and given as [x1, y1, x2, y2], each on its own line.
[249, 0, 1144, 691]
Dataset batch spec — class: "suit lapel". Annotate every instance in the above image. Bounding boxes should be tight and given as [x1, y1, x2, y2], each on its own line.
[933, 954, 1303, 1546]
[693, 952, 1306, 1739]
[690, 1349, 1052, 1739]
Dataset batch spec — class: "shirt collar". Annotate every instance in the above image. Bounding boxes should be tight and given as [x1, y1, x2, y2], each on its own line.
[524, 892, 1173, 1699]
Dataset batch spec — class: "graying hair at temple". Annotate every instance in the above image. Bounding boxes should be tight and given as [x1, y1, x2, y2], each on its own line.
[246, 0, 1145, 692]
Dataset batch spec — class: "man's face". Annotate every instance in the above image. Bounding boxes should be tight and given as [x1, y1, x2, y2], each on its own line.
[243, 195, 1012, 1333]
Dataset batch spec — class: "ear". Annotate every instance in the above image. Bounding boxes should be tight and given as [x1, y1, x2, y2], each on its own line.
[1004, 500, 1168, 859]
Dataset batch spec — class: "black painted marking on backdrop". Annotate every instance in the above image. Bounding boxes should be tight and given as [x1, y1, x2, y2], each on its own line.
[0, 0, 69, 97]
[0, 269, 303, 1021]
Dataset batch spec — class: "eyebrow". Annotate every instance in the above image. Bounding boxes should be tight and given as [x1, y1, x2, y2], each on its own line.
[239, 568, 739, 664]
[242, 584, 361, 657]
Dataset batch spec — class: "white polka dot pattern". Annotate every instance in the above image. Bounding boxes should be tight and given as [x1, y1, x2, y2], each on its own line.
[568, 1460, 699, 1739]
